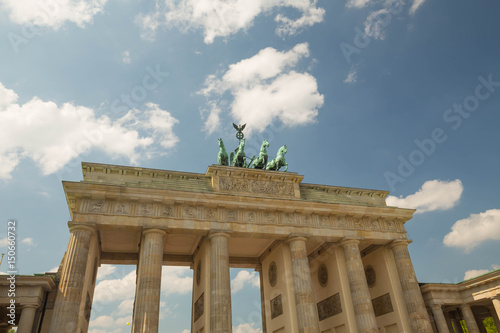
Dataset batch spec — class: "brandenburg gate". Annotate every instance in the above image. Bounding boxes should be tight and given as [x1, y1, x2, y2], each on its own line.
[48, 160, 434, 333]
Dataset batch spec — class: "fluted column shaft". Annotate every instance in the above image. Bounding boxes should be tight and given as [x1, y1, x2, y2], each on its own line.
[460, 304, 480, 333]
[132, 229, 166, 333]
[256, 266, 267, 333]
[288, 236, 320, 333]
[390, 240, 433, 333]
[18, 305, 38, 333]
[431, 305, 450, 333]
[209, 232, 232, 333]
[50, 225, 95, 332]
[492, 296, 500, 327]
[340, 239, 378, 333]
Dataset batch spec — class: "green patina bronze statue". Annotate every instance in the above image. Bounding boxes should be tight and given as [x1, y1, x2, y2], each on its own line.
[251, 139, 269, 169]
[217, 123, 288, 171]
[217, 138, 228, 166]
[266, 145, 288, 172]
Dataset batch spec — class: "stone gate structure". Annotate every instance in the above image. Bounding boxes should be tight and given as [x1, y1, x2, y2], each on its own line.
[1, 162, 499, 333]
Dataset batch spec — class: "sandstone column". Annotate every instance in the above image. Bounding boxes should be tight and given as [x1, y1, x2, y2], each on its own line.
[460, 304, 480, 333]
[50, 224, 95, 332]
[256, 265, 268, 333]
[431, 304, 450, 333]
[132, 229, 166, 333]
[288, 236, 320, 333]
[209, 232, 232, 333]
[491, 296, 500, 327]
[339, 239, 378, 333]
[17, 304, 38, 333]
[390, 239, 433, 333]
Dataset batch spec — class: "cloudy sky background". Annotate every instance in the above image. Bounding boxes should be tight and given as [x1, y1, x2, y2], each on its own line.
[1, 0, 500, 332]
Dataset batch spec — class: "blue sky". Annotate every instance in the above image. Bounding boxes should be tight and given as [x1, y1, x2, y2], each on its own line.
[1, 0, 500, 332]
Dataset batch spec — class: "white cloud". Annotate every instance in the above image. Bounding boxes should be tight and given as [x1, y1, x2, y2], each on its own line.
[233, 323, 262, 333]
[161, 266, 192, 296]
[0, 83, 179, 180]
[0, 238, 7, 247]
[94, 266, 191, 304]
[93, 270, 136, 304]
[409, 0, 426, 15]
[386, 179, 463, 214]
[22, 238, 36, 246]
[90, 315, 114, 328]
[363, 8, 395, 40]
[122, 50, 131, 64]
[48, 266, 59, 272]
[463, 265, 500, 281]
[231, 270, 260, 294]
[96, 264, 117, 281]
[443, 209, 500, 252]
[0, 0, 107, 29]
[346, 0, 372, 8]
[136, 0, 324, 43]
[199, 43, 324, 135]
[344, 67, 357, 83]
[181, 330, 190, 333]
[114, 299, 134, 316]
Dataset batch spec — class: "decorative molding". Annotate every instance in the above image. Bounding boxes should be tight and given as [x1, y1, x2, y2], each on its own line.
[365, 265, 376, 288]
[318, 264, 328, 287]
[77, 199, 407, 234]
[317, 293, 342, 321]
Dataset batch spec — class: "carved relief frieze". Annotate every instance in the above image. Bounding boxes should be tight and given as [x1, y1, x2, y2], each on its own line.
[225, 209, 238, 222]
[161, 205, 174, 217]
[218, 177, 295, 197]
[78, 198, 407, 235]
[183, 206, 197, 219]
[264, 212, 276, 224]
[282, 213, 296, 225]
[270, 294, 283, 319]
[89, 200, 106, 213]
[194, 292, 204, 322]
[114, 202, 130, 215]
[245, 211, 257, 223]
[138, 203, 153, 216]
[204, 207, 217, 220]
[372, 293, 393, 317]
[317, 293, 342, 321]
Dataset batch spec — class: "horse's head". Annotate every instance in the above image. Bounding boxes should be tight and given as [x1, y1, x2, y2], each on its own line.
[279, 145, 287, 155]
[218, 138, 224, 147]
[262, 139, 269, 148]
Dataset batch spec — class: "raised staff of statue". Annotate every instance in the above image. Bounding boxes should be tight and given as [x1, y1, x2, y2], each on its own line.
[217, 123, 287, 171]
[266, 145, 288, 172]
[251, 139, 269, 169]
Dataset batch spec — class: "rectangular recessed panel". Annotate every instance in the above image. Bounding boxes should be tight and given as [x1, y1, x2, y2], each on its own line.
[194, 293, 204, 322]
[372, 293, 394, 317]
[271, 294, 283, 319]
[317, 293, 342, 321]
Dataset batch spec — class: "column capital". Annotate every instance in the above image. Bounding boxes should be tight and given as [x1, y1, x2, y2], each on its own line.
[142, 228, 167, 237]
[208, 230, 231, 239]
[431, 303, 443, 309]
[338, 237, 361, 247]
[68, 222, 96, 234]
[254, 264, 263, 273]
[286, 234, 309, 244]
[389, 239, 412, 249]
[21, 304, 39, 309]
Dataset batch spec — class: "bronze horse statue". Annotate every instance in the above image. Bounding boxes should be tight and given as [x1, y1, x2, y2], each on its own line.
[252, 140, 270, 169]
[217, 138, 228, 166]
[265, 145, 288, 172]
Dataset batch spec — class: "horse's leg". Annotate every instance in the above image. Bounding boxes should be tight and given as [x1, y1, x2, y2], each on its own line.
[284, 163, 288, 172]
